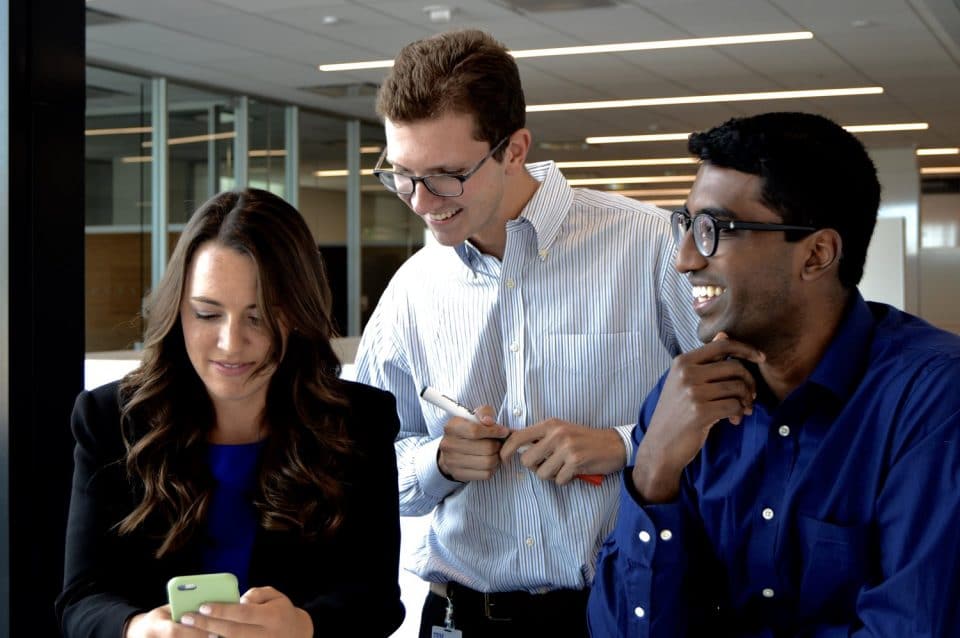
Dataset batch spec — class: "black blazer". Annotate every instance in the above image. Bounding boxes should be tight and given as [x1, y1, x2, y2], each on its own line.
[55, 379, 404, 638]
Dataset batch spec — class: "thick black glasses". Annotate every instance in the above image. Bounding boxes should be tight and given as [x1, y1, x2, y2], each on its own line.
[671, 208, 816, 257]
[373, 137, 509, 198]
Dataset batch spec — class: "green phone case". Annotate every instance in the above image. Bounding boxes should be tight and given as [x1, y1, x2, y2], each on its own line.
[166, 572, 241, 622]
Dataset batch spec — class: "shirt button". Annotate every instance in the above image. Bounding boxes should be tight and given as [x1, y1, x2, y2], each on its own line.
[634, 606, 645, 618]
[513, 407, 522, 417]
[638, 531, 651, 543]
[525, 537, 535, 547]
[538, 249, 548, 261]
[510, 342, 519, 352]
[505, 278, 516, 289]
[762, 588, 775, 598]
[762, 508, 775, 521]
[659, 529, 673, 541]
[778, 425, 791, 437]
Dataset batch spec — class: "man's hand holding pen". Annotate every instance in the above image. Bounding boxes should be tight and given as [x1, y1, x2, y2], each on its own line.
[437, 404, 511, 482]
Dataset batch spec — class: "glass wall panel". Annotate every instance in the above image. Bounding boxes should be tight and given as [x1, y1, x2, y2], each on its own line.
[299, 110, 348, 332]
[360, 122, 423, 327]
[84, 67, 152, 352]
[167, 82, 237, 225]
[248, 99, 287, 197]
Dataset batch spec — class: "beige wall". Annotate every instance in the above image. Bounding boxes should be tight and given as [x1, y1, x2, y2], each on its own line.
[920, 192, 960, 334]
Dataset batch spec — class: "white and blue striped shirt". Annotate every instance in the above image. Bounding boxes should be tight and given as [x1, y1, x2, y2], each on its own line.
[355, 161, 700, 593]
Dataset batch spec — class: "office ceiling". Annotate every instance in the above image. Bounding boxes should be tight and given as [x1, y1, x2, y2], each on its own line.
[85, 0, 960, 183]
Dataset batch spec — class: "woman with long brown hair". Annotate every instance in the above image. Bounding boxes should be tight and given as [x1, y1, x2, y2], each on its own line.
[56, 189, 404, 637]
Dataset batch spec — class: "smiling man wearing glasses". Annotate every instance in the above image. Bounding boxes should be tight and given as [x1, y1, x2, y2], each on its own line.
[355, 29, 700, 637]
[588, 112, 960, 637]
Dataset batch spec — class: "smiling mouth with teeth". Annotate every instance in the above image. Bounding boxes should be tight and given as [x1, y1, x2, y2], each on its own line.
[692, 285, 726, 302]
[427, 209, 460, 222]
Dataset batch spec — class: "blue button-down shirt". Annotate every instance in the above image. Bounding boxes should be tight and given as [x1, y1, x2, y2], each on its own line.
[588, 293, 960, 637]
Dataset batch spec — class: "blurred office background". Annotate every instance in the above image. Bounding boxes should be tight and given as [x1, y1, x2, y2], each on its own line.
[3, 0, 960, 635]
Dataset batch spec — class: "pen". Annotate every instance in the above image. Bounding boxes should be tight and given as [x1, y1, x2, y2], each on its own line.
[419, 386, 603, 486]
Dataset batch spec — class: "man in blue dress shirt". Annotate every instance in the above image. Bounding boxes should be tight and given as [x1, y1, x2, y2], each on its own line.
[587, 111, 960, 637]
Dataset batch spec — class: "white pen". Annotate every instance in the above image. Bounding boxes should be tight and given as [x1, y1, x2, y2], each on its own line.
[420, 386, 482, 424]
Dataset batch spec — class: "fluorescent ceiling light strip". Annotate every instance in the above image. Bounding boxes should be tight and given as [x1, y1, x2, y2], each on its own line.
[556, 158, 697, 168]
[319, 60, 394, 72]
[921, 166, 960, 174]
[313, 169, 375, 177]
[360, 145, 384, 153]
[512, 31, 813, 58]
[318, 31, 813, 72]
[587, 133, 691, 144]
[85, 126, 152, 136]
[121, 156, 152, 164]
[843, 123, 928, 133]
[608, 188, 690, 196]
[249, 149, 288, 157]
[588, 122, 926, 145]
[917, 147, 959, 156]
[568, 175, 697, 186]
[530, 87, 883, 112]
[639, 198, 687, 207]
[143, 131, 236, 148]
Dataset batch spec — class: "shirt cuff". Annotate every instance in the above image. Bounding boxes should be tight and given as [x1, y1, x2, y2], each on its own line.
[617, 467, 686, 568]
[414, 436, 463, 500]
[614, 423, 636, 466]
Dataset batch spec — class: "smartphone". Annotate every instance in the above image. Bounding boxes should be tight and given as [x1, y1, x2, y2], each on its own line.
[166, 572, 241, 622]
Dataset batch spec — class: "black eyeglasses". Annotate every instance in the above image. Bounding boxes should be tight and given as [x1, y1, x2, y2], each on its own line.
[671, 208, 816, 257]
[373, 137, 509, 198]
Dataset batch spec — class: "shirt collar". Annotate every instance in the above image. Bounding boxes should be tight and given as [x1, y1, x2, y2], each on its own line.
[806, 290, 876, 402]
[452, 160, 573, 270]
[520, 161, 574, 254]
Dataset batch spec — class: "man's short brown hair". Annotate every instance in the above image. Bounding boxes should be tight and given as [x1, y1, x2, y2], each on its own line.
[376, 29, 525, 159]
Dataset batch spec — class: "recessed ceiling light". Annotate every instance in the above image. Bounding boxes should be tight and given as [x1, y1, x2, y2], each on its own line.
[529, 87, 883, 113]
[917, 147, 959, 156]
[920, 166, 960, 175]
[317, 31, 813, 72]
[322, 15, 340, 25]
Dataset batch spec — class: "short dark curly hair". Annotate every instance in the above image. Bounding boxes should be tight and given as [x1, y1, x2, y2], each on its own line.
[688, 112, 881, 288]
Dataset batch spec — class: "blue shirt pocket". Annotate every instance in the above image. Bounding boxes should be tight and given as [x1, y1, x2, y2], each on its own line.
[796, 514, 871, 621]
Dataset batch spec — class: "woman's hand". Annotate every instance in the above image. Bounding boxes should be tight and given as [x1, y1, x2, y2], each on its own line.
[124, 605, 211, 637]
[179, 586, 313, 638]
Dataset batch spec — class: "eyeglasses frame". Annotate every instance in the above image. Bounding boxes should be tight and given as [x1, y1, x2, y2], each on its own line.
[671, 208, 817, 257]
[373, 136, 510, 198]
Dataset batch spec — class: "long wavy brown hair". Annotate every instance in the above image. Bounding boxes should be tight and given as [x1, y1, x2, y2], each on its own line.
[118, 188, 351, 557]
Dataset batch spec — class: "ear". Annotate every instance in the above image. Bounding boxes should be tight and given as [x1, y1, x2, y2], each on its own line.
[503, 128, 532, 173]
[798, 228, 842, 282]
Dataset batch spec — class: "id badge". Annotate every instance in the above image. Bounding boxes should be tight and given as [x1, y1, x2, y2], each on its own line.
[431, 626, 463, 638]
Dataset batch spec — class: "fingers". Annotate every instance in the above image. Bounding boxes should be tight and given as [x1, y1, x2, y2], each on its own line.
[437, 447, 502, 481]
[498, 424, 543, 460]
[681, 334, 765, 366]
[443, 414, 510, 441]
[472, 404, 499, 425]
[239, 586, 280, 605]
